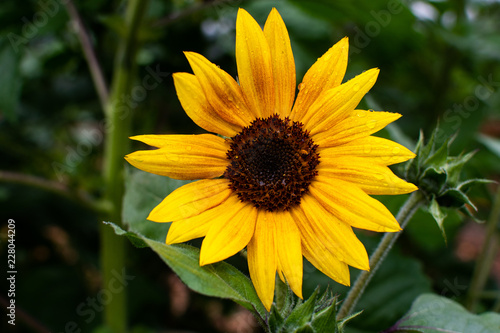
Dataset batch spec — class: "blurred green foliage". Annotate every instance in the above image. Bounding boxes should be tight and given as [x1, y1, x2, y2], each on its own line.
[1, 0, 499, 332]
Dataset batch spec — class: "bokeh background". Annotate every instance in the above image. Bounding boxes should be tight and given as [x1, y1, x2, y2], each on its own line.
[1, 0, 500, 332]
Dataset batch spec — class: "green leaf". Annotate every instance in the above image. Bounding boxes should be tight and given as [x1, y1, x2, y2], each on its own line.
[0, 37, 22, 122]
[122, 168, 190, 242]
[144, 238, 267, 318]
[389, 294, 500, 332]
[428, 197, 448, 244]
[104, 221, 148, 248]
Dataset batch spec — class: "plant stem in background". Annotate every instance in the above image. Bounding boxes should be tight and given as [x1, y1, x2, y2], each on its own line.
[466, 185, 500, 312]
[64, 0, 109, 110]
[101, 0, 149, 332]
[337, 191, 424, 320]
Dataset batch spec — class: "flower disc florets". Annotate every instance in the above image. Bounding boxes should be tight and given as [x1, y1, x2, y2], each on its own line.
[224, 114, 320, 211]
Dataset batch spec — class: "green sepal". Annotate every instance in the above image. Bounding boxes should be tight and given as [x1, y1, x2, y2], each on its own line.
[423, 136, 449, 168]
[269, 303, 286, 333]
[310, 294, 338, 333]
[283, 288, 318, 331]
[417, 129, 436, 170]
[437, 188, 477, 210]
[401, 126, 490, 243]
[418, 167, 447, 195]
[270, 278, 296, 332]
[336, 310, 363, 332]
[458, 178, 496, 193]
[275, 278, 296, 318]
[428, 197, 448, 244]
[444, 150, 476, 185]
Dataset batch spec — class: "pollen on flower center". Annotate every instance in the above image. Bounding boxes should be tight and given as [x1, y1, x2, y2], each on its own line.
[224, 114, 320, 211]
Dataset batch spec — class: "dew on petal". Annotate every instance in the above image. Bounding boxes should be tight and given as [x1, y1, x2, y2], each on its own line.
[366, 119, 377, 129]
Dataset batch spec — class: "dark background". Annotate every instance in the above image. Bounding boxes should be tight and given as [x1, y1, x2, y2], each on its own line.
[1, 0, 499, 332]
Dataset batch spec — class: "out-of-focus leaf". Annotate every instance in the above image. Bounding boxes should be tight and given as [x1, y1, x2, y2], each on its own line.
[144, 238, 267, 317]
[386, 293, 500, 333]
[478, 134, 500, 159]
[0, 37, 22, 122]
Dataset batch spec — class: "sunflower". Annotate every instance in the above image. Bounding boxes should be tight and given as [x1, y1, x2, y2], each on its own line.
[125, 8, 417, 311]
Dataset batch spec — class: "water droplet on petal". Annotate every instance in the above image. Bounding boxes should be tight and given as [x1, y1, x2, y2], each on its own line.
[352, 85, 360, 92]
[366, 120, 376, 129]
[357, 111, 367, 118]
[298, 83, 305, 91]
[392, 147, 401, 154]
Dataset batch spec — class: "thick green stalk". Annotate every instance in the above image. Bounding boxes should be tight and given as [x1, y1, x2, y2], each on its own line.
[466, 186, 500, 311]
[101, 0, 149, 332]
[337, 191, 424, 320]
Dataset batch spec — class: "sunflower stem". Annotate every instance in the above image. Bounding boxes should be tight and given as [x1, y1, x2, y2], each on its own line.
[466, 185, 500, 312]
[100, 0, 149, 332]
[337, 191, 424, 320]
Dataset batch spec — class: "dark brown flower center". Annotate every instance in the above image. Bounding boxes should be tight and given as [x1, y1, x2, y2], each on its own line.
[224, 114, 320, 211]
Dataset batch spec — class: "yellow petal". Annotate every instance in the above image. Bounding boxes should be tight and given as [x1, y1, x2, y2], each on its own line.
[318, 156, 418, 195]
[236, 8, 275, 118]
[290, 205, 350, 286]
[125, 134, 228, 180]
[166, 210, 214, 244]
[247, 210, 277, 311]
[184, 51, 254, 124]
[200, 196, 257, 265]
[290, 37, 349, 122]
[173, 73, 241, 137]
[275, 211, 303, 299]
[263, 8, 295, 117]
[319, 136, 415, 166]
[314, 111, 402, 148]
[305, 69, 380, 136]
[310, 176, 401, 232]
[295, 194, 369, 271]
[148, 179, 232, 222]
[166, 193, 241, 245]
